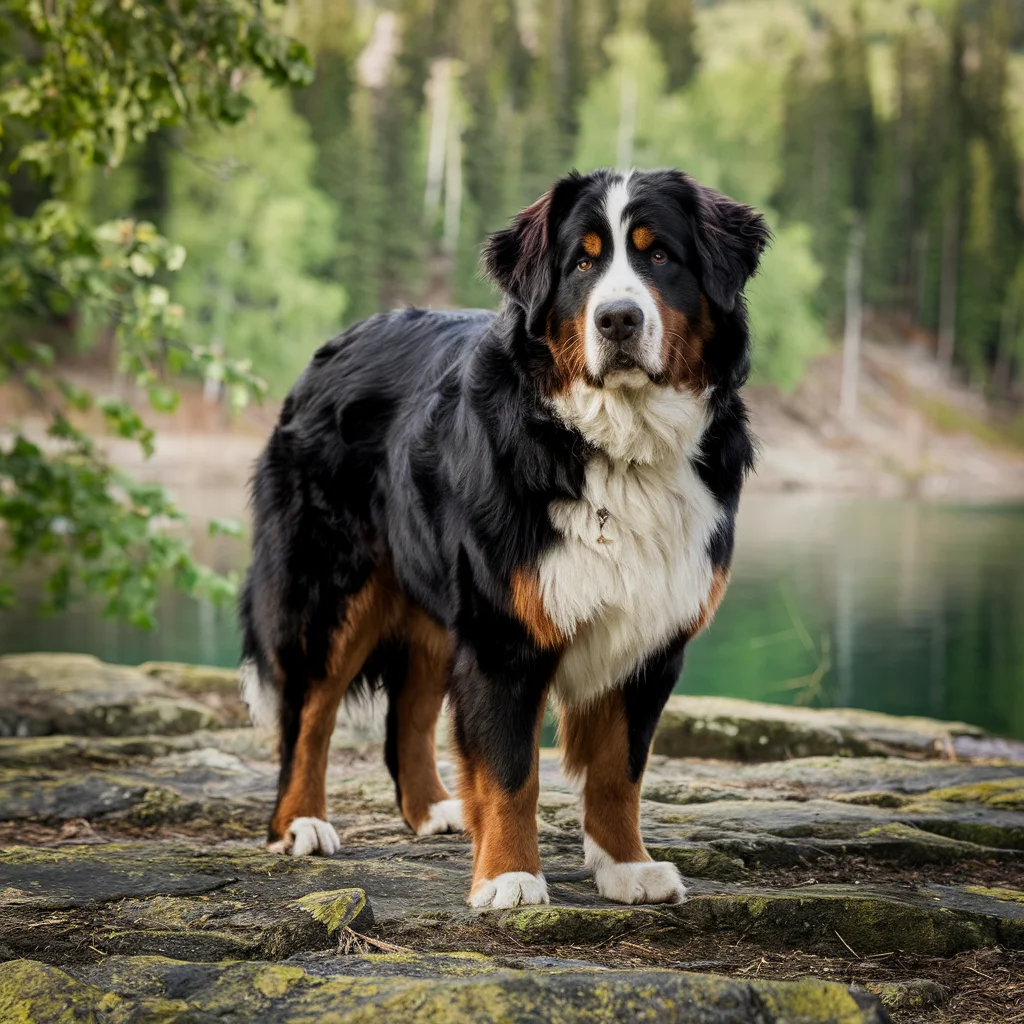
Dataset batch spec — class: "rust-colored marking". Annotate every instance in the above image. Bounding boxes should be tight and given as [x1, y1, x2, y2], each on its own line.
[560, 690, 647, 864]
[458, 701, 546, 899]
[396, 608, 452, 831]
[544, 310, 589, 394]
[510, 567, 565, 650]
[582, 232, 602, 258]
[657, 292, 714, 393]
[631, 226, 655, 251]
[689, 566, 730, 637]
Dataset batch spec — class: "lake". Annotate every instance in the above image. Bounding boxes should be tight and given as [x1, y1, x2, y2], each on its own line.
[2, 496, 1022, 741]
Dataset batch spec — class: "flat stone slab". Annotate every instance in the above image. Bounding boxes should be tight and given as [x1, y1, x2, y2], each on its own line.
[1, 839, 1021, 963]
[653, 695, 992, 762]
[0, 955, 891, 1023]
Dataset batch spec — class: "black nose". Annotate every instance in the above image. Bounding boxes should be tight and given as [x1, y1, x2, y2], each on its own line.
[595, 300, 644, 342]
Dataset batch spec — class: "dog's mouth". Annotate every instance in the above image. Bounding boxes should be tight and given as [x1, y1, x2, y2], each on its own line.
[595, 358, 661, 390]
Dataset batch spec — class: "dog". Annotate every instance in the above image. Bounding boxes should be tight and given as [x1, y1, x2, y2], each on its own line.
[239, 167, 769, 909]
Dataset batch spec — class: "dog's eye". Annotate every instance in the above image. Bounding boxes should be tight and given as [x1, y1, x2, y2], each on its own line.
[577, 258, 593, 272]
[651, 250, 667, 265]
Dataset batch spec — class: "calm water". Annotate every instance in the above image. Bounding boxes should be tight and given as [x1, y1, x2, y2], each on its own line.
[2, 497, 1022, 740]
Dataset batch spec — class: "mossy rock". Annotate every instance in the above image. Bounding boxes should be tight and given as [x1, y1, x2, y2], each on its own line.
[652, 695, 983, 762]
[929, 777, 1024, 810]
[498, 905, 657, 944]
[675, 886, 1008, 957]
[864, 978, 948, 1012]
[648, 845, 746, 880]
[0, 955, 892, 1023]
[0, 653, 227, 737]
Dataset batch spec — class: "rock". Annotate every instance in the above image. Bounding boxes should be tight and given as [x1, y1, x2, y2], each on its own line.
[864, 978, 948, 1012]
[296, 888, 374, 934]
[139, 661, 251, 727]
[2, 654, 1023, 1021]
[2, 840, 1021, 963]
[0, 955, 892, 1023]
[0, 654, 238, 736]
[653, 695, 985, 762]
[0, 728, 278, 770]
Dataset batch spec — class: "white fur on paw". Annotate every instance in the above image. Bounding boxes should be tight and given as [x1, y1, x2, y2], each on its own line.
[267, 817, 341, 857]
[469, 872, 549, 909]
[584, 834, 686, 904]
[415, 798, 464, 836]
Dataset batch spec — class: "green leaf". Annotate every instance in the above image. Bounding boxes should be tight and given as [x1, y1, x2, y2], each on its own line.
[208, 517, 244, 539]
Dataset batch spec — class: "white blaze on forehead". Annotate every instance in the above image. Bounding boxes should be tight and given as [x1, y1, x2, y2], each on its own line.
[584, 173, 663, 381]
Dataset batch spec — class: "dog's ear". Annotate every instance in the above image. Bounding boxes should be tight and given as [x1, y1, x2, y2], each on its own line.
[483, 173, 584, 336]
[683, 176, 771, 312]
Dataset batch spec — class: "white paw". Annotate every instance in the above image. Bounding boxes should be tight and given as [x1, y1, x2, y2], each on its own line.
[267, 816, 341, 857]
[584, 835, 686, 904]
[469, 872, 549, 909]
[415, 798, 464, 836]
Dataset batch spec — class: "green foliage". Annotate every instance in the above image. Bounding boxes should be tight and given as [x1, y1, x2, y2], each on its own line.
[167, 83, 347, 393]
[0, 0, 312, 625]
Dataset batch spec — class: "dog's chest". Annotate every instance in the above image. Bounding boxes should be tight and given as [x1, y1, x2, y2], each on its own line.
[538, 447, 721, 704]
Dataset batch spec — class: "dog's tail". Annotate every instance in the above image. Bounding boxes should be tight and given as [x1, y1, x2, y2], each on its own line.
[238, 575, 281, 731]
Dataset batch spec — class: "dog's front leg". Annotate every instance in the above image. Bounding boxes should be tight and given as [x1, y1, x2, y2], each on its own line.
[448, 643, 551, 909]
[560, 641, 688, 905]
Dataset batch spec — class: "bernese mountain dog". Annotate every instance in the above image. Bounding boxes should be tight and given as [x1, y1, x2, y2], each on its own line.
[239, 167, 769, 909]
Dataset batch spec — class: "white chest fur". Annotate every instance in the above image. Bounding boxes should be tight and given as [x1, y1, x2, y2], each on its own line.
[542, 378, 722, 705]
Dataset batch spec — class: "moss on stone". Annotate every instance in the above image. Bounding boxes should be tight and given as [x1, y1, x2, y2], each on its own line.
[499, 905, 658, 945]
[40, 956, 890, 1022]
[835, 791, 911, 809]
[296, 888, 369, 934]
[961, 885, 1024, 904]
[0, 958, 185, 1023]
[681, 888, 992, 957]
[864, 978, 948, 1011]
[930, 778, 1024, 810]
[648, 845, 746, 880]
[123, 785, 192, 826]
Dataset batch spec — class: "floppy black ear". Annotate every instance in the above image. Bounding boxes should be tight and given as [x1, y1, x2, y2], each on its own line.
[483, 172, 584, 336]
[686, 178, 771, 312]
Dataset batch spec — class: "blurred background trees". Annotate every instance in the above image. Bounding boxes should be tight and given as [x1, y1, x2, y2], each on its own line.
[3, 0, 1024, 621]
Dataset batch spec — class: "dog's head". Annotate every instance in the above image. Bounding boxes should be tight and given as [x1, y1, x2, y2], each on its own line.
[484, 169, 770, 395]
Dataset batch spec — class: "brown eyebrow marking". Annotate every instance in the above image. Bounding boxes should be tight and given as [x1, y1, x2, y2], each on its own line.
[582, 232, 602, 257]
[632, 226, 655, 251]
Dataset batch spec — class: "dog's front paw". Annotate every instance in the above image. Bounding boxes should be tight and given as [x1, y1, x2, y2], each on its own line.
[593, 859, 686, 904]
[267, 816, 341, 857]
[585, 836, 685, 904]
[469, 872, 549, 909]
[415, 798, 464, 836]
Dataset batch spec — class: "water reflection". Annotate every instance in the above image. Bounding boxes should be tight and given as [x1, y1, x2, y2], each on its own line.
[1, 497, 1021, 740]
[684, 498, 1024, 741]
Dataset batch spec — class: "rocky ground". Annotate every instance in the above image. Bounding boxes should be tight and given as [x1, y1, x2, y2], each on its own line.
[1, 653, 1022, 1022]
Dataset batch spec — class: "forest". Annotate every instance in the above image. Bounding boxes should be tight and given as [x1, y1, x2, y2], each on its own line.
[2, 0, 1024, 619]
[103, 0, 1024, 394]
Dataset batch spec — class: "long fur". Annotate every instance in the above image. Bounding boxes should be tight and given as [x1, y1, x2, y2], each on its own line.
[241, 166, 769, 851]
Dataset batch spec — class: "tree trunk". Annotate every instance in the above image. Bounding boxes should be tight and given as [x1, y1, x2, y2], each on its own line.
[442, 91, 462, 255]
[616, 75, 637, 170]
[937, 201, 961, 378]
[840, 215, 866, 421]
[423, 60, 451, 227]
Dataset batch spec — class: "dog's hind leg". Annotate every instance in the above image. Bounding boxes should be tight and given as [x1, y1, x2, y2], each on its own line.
[384, 609, 461, 836]
[268, 571, 398, 856]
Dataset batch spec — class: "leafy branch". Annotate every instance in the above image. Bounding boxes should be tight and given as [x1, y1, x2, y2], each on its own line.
[0, 0, 312, 625]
